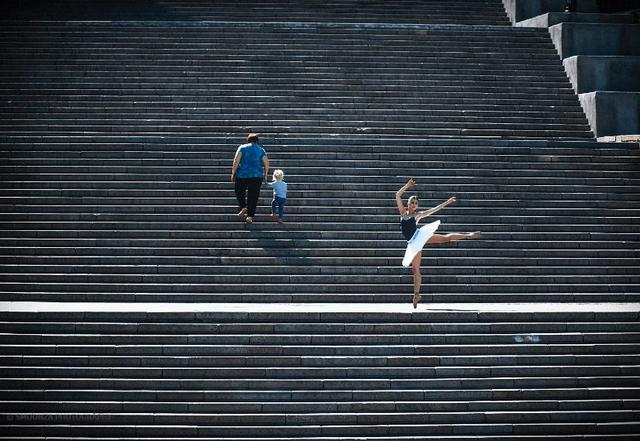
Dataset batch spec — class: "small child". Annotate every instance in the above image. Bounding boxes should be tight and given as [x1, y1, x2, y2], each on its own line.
[268, 169, 287, 224]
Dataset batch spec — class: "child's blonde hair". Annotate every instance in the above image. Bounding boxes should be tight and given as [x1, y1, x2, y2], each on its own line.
[273, 169, 284, 180]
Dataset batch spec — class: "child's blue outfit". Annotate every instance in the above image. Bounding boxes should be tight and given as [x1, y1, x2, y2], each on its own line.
[268, 180, 287, 219]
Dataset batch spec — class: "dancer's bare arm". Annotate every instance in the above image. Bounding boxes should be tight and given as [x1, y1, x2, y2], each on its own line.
[395, 178, 415, 215]
[416, 196, 456, 221]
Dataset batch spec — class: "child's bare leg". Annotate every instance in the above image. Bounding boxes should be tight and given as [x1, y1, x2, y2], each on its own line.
[411, 252, 422, 307]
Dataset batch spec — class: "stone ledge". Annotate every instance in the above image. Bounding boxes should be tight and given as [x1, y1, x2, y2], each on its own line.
[549, 22, 640, 59]
[1, 301, 639, 313]
[0, 20, 529, 32]
[502, 0, 598, 24]
[517, 12, 634, 28]
[579, 91, 640, 137]
[598, 134, 640, 143]
[564, 55, 640, 93]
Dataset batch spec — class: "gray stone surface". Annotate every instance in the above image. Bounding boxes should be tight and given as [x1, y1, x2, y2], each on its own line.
[3, 301, 639, 313]
[564, 55, 640, 93]
[1, 308, 639, 438]
[516, 11, 634, 27]
[10, 20, 640, 306]
[502, 0, 598, 24]
[579, 91, 640, 137]
[549, 22, 640, 59]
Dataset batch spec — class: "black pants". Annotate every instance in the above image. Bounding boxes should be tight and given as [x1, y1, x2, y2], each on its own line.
[234, 177, 263, 217]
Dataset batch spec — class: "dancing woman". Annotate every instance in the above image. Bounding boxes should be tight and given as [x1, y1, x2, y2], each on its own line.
[396, 178, 480, 308]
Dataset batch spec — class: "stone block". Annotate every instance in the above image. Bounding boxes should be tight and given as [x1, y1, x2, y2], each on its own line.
[517, 12, 634, 27]
[579, 91, 640, 137]
[549, 23, 640, 59]
[503, 0, 598, 24]
[564, 56, 640, 93]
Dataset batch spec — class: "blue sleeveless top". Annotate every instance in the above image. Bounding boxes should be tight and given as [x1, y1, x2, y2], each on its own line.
[235, 143, 266, 179]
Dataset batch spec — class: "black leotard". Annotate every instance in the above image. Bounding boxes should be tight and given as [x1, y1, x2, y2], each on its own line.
[400, 212, 417, 241]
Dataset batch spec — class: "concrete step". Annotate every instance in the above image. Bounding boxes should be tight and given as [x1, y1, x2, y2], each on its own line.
[3, 398, 639, 412]
[1, 272, 637, 285]
[0, 246, 637, 267]
[5, 363, 640, 378]
[2, 197, 638, 210]
[2, 175, 634, 187]
[2, 421, 637, 438]
[3, 327, 639, 345]
[1, 139, 629, 154]
[1, 255, 636, 267]
[1, 214, 638, 227]
[7, 156, 634, 170]
[2, 409, 639, 426]
[3, 371, 639, 389]
[2, 204, 638, 218]
[8, 145, 628, 157]
[2, 334, 638, 356]
[3, 320, 640, 334]
[4, 385, 638, 402]
[2, 180, 636, 193]
[1, 293, 638, 304]
[0, 193, 637, 205]
[1, 281, 637, 296]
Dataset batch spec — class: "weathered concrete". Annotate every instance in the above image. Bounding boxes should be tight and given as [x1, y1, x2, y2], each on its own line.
[502, 0, 597, 24]
[564, 55, 640, 93]
[516, 11, 634, 27]
[549, 22, 640, 59]
[579, 91, 640, 137]
[597, 134, 640, 143]
[3, 301, 640, 313]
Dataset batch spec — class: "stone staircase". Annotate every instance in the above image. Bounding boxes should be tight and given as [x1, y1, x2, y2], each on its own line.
[3, 0, 512, 24]
[0, 15, 638, 304]
[1, 135, 639, 303]
[0, 0, 639, 439]
[1, 306, 639, 440]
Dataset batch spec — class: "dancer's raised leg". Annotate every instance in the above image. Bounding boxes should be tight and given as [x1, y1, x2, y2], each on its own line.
[428, 231, 480, 244]
[411, 252, 422, 308]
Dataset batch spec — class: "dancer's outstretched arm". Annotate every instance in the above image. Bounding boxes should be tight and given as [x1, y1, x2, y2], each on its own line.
[395, 178, 415, 214]
[416, 196, 456, 222]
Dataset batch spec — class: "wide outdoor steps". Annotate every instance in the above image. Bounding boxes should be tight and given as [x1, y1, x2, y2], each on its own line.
[1, 0, 639, 439]
[0, 21, 592, 139]
[4, 18, 629, 304]
[1, 136, 638, 302]
[0, 305, 639, 440]
[3, 0, 512, 25]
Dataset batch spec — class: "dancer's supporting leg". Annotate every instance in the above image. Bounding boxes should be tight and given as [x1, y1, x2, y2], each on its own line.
[411, 251, 422, 308]
[427, 231, 480, 244]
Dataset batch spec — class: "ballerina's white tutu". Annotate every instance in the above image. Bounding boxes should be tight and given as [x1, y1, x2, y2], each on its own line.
[402, 220, 440, 267]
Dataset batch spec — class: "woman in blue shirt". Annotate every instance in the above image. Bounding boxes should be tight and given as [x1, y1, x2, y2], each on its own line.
[231, 133, 269, 224]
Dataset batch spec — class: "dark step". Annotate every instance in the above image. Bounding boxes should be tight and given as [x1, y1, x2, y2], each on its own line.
[3, 398, 639, 413]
